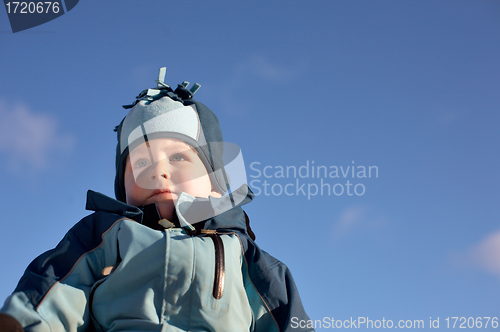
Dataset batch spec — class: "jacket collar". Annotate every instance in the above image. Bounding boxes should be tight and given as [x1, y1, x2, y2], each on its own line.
[85, 185, 254, 235]
[85, 190, 143, 222]
[175, 184, 254, 232]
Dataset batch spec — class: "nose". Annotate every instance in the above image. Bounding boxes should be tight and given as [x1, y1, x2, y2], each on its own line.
[149, 159, 169, 181]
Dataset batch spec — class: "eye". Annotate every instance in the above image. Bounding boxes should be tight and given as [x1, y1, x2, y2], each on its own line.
[134, 158, 151, 168]
[169, 153, 187, 162]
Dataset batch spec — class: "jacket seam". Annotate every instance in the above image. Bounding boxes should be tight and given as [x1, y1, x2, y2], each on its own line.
[35, 217, 127, 311]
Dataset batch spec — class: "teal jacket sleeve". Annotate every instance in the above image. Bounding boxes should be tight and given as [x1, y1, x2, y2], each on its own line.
[0, 212, 123, 332]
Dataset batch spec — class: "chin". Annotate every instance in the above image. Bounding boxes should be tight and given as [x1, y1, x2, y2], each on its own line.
[148, 192, 176, 203]
[156, 204, 176, 220]
[153, 198, 175, 207]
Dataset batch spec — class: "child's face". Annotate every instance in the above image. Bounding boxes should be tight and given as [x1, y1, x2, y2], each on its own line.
[124, 138, 220, 220]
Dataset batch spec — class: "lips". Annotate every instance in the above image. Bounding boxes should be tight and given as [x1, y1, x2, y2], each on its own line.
[149, 189, 173, 198]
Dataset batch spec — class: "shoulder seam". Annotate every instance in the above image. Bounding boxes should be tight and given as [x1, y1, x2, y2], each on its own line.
[35, 217, 129, 311]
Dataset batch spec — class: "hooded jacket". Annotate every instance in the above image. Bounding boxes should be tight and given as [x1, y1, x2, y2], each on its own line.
[0, 187, 314, 332]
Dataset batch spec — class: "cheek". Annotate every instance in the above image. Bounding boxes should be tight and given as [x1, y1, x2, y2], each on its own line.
[124, 170, 143, 205]
[192, 174, 214, 196]
[173, 169, 212, 196]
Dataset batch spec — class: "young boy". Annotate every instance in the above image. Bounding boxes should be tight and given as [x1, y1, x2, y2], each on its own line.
[0, 68, 314, 332]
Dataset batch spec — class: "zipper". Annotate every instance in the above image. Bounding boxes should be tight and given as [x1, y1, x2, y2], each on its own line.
[201, 230, 225, 299]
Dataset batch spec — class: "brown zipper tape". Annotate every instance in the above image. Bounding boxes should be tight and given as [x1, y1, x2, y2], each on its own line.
[209, 233, 225, 299]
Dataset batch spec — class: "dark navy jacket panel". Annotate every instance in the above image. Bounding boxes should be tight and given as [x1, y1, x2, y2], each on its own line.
[229, 229, 313, 332]
[13, 211, 127, 309]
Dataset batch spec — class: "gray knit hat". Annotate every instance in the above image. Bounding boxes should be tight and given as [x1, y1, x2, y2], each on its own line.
[114, 68, 233, 203]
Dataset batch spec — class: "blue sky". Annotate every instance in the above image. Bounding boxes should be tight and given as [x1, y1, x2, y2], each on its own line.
[1, 0, 499, 330]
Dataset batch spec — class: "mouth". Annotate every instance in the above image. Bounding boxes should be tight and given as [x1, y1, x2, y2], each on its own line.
[149, 189, 174, 198]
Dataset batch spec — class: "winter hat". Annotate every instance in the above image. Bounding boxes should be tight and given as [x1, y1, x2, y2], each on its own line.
[114, 68, 229, 203]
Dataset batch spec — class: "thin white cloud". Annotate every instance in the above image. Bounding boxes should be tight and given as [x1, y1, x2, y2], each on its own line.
[214, 54, 303, 116]
[234, 54, 298, 82]
[430, 101, 464, 125]
[465, 229, 500, 277]
[0, 101, 74, 170]
[338, 205, 366, 228]
[332, 205, 387, 238]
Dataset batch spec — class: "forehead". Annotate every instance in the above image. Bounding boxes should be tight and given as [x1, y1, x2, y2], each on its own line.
[130, 138, 194, 154]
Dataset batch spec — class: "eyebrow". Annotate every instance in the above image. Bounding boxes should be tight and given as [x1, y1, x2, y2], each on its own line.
[131, 140, 200, 158]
